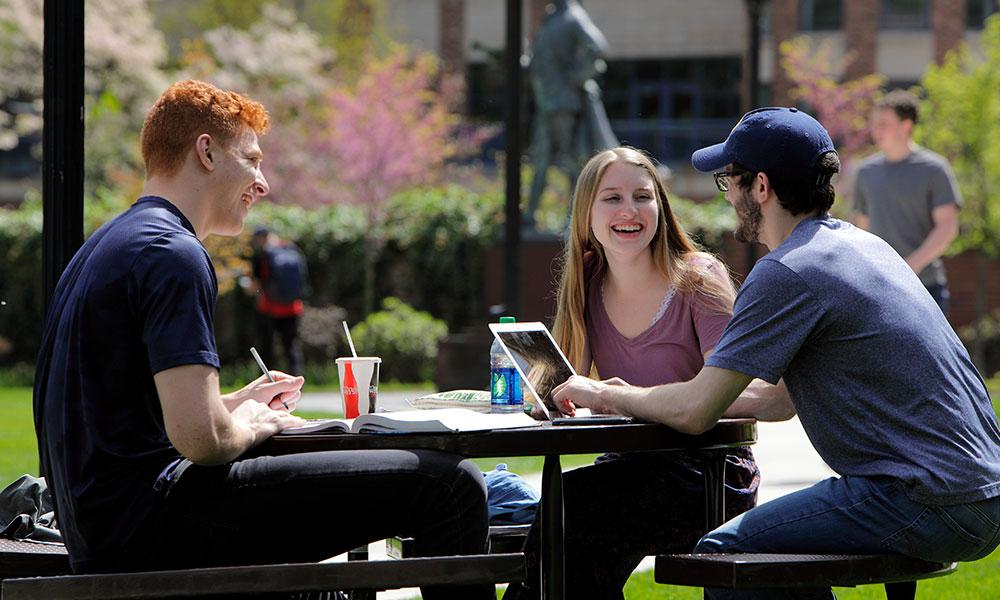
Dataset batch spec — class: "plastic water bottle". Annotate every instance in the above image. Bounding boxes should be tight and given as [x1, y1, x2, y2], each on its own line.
[490, 316, 523, 413]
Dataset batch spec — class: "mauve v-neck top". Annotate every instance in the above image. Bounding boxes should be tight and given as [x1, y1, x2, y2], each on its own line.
[586, 258, 732, 386]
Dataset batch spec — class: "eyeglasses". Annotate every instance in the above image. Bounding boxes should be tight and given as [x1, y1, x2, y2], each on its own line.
[713, 170, 736, 192]
[713, 167, 752, 192]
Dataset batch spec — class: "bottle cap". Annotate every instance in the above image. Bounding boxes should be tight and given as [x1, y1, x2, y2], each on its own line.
[499, 316, 516, 324]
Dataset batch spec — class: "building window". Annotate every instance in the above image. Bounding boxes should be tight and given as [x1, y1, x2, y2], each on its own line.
[466, 62, 505, 122]
[600, 58, 742, 165]
[967, 0, 999, 29]
[799, 0, 842, 31]
[880, 0, 930, 29]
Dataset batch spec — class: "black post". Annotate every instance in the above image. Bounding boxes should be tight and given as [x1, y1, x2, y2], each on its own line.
[503, 0, 523, 316]
[42, 0, 86, 313]
[747, 0, 764, 111]
[744, 0, 765, 273]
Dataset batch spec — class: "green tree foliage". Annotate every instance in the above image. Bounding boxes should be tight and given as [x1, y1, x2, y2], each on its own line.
[918, 14, 1000, 258]
[178, 4, 333, 104]
[0, 184, 503, 366]
[352, 297, 448, 382]
[0, 0, 167, 200]
[0, 0, 42, 152]
[918, 14, 1000, 369]
[305, 0, 384, 77]
[153, 0, 383, 77]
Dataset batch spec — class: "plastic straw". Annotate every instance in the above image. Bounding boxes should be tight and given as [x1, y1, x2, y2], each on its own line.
[342, 321, 358, 357]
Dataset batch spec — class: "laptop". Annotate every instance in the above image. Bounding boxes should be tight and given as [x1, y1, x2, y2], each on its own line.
[489, 321, 632, 425]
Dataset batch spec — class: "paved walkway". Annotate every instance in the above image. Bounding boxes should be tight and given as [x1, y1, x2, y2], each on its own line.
[296, 391, 835, 598]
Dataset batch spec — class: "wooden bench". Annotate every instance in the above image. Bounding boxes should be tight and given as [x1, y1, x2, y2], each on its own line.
[0, 538, 70, 581]
[387, 524, 531, 559]
[0, 537, 524, 599]
[1, 553, 525, 599]
[654, 553, 957, 599]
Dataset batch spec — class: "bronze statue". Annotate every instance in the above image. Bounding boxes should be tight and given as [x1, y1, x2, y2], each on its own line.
[525, 0, 619, 230]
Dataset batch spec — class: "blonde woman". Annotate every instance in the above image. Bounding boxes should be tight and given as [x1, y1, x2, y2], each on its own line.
[504, 147, 768, 600]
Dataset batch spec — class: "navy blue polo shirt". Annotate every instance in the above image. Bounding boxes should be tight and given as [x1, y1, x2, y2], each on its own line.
[34, 196, 220, 572]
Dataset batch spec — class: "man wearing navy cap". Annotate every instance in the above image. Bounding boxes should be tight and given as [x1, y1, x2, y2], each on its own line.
[553, 108, 1000, 597]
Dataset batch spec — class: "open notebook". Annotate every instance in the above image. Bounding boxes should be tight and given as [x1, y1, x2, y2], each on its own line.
[281, 408, 537, 435]
[489, 321, 632, 426]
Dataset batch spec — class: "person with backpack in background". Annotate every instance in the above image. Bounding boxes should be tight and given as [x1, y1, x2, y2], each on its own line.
[251, 226, 306, 375]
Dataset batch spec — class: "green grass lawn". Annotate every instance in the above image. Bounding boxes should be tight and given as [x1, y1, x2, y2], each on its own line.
[6, 381, 1000, 598]
[0, 387, 36, 482]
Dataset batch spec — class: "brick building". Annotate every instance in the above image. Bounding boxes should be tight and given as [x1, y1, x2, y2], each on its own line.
[382, 0, 996, 198]
[384, 0, 998, 330]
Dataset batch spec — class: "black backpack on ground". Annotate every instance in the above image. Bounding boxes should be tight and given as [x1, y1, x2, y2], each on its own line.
[263, 244, 306, 304]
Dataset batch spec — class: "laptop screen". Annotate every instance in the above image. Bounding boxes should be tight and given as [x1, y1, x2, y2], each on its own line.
[491, 325, 575, 418]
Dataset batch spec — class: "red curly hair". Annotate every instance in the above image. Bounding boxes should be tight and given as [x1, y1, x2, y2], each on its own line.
[140, 80, 270, 178]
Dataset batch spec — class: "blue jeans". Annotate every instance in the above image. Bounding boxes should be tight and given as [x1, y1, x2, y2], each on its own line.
[694, 476, 1000, 599]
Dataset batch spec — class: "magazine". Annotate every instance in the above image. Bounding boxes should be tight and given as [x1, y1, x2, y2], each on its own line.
[406, 389, 492, 412]
[280, 408, 539, 435]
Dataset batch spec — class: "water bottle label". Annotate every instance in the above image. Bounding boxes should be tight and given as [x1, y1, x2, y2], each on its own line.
[491, 369, 508, 401]
[491, 368, 522, 407]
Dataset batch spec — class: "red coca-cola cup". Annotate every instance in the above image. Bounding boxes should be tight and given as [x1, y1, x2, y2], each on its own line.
[335, 357, 381, 418]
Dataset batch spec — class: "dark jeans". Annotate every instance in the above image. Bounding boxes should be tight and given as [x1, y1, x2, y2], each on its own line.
[925, 283, 951, 317]
[153, 449, 494, 600]
[502, 449, 759, 600]
[696, 476, 1000, 599]
[257, 312, 304, 375]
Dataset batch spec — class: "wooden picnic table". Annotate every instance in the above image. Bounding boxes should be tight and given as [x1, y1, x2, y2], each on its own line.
[258, 417, 758, 600]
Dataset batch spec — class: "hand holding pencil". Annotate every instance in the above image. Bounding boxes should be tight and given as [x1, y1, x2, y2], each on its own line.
[250, 346, 303, 412]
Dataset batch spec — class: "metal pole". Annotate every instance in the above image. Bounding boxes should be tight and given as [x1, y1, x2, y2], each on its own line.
[504, 0, 523, 316]
[747, 0, 763, 111]
[541, 454, 565, 599]
[43, 0, 86, 313]
[744, 0, 765, 273]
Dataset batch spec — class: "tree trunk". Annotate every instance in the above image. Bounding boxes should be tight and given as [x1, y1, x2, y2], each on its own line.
[362, 235, 376, 318]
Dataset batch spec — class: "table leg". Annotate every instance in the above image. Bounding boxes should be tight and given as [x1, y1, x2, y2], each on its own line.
[347, 545, 374, 600]
[541, 453, 564, 600]
[703, 450, 727, 531]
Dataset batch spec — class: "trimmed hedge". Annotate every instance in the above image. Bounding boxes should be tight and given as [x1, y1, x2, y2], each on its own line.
[0, 185, 504, 367]
[0, 184, 732, 373]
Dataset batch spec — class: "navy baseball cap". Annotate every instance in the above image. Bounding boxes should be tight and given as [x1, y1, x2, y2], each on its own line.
[691, 107, 835, 181]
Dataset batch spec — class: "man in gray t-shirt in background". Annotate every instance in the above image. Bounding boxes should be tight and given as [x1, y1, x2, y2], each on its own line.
[854, 89, 961, 314]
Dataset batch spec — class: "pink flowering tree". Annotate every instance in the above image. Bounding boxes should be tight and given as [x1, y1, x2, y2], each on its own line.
[780, 37, 885, 203]
[327, 45, 456, 315]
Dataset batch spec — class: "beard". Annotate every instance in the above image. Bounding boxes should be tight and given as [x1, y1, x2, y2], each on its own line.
[733, 187, 762, 244]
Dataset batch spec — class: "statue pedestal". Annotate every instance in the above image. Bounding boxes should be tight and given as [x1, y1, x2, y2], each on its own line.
[435, 229, 565, 391]
[484, 229, 565, 324]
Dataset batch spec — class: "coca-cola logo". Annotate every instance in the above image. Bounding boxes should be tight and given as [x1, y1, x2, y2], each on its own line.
[344, 386, 358, 397]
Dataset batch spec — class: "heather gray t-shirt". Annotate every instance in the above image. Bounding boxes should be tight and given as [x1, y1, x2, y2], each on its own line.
[707, 216, 1000, 505]
[854, 147, 962, 286]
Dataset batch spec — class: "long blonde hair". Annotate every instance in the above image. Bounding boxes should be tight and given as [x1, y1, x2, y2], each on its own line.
[552, 147, 736, 373]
